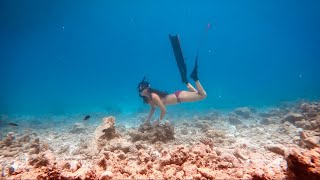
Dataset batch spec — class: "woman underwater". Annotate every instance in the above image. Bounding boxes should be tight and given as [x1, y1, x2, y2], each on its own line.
[138, 35, 207, 124]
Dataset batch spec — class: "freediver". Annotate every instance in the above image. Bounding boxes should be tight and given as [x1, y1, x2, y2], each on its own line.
[138, 35, 207, 124]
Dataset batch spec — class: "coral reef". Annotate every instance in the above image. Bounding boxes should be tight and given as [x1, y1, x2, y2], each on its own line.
[1, 102, 320, 179]
[128, 122, 175, 143]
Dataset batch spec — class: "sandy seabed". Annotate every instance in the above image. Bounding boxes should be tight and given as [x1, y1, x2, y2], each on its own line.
[0, 101, 319, 179]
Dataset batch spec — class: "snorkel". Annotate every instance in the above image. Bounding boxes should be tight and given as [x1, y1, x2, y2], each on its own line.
[138, 76, 150, 97]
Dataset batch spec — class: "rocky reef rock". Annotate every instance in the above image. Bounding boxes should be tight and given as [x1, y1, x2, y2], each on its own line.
[197, 111, 220, 121]
[29, 138, 41, 155]
[298, 102, 320, 131]
[228, 115, 242, 125]
[281, 103, 320, 131]
[128, 122, 174, 143]
[265, 144, 287, 156]
[194, 120, 213, 132]
[260, 117, 279, 125]
[286, 147, 320, 179]
[0, 132, 49, 158]
[103, 138, 134, 153]
[92, 116, 118, 150]
[28, 151, 56, 168]
[259, 108, 287, 118]
[69, 122, 86, 134]
[100, 170, 114, 180]
[281, 113, 304, 124]
[234, 107, 255, 119]
[60, 160, 82, 173]
[300, 102, 320, 118]
[2, 132, 15, 147]
[299, 131, 320, 149]
[228, 107, 257, 125]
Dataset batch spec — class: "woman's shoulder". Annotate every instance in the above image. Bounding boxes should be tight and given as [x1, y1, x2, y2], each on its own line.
[147, 98, 156, 106]
[150, 92, 160, 99]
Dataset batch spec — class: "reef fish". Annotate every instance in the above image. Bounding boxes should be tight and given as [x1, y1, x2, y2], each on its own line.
[83, 115, 91, 121]
[8, 123, 18, 126]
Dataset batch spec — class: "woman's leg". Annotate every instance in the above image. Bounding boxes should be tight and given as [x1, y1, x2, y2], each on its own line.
[187, 83, 197, 92]
[178, 81, 207, 102]
[195, 81, 207, 96]
[175, 52, 207, 102]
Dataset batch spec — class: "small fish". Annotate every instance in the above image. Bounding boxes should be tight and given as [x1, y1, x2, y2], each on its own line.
[8, 123, 18, 126]
[83, 115, 91, 121]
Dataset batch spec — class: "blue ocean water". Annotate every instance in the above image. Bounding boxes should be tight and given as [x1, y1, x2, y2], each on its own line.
[1, 0, 320, 118]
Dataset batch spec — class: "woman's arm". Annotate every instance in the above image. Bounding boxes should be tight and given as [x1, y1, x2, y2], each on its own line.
[151, 93, 166, 122]
[146, 105, 156, 123]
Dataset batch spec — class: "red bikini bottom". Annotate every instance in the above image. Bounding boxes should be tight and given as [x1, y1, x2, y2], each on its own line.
[174, 90, 182, 103]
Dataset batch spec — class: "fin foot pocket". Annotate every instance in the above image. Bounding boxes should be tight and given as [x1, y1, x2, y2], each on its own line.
[190, 56, 199, 81]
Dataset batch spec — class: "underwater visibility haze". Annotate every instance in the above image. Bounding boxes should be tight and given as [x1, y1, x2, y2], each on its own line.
[1, 0, 320, 116]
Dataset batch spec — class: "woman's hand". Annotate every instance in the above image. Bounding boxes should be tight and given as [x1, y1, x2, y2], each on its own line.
[153, 118, 160, 126]
[146, 105, 156, 123]
[153, 118, 171, 126]
[151, 93, 167, 120]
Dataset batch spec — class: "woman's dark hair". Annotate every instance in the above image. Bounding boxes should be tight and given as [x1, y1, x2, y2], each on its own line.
[141, 88, 169, 104]
[138, 77, 168, 104]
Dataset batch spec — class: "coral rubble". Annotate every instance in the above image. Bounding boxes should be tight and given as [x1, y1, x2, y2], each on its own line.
[1, 102, 320, 179]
